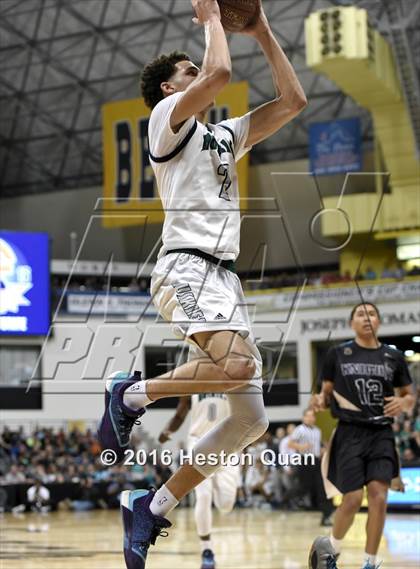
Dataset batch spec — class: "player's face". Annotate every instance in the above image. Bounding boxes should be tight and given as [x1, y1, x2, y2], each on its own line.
[167, 61, 215, 113]
[170, 61, 200, 89]
[351, 304, 380, 339]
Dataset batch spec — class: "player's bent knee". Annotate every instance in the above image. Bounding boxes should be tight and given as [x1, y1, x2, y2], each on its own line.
[342, 492, 363, 513]
[367, 486, 388, 504]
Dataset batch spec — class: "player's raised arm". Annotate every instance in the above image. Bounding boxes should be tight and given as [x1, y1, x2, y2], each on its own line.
[239, 1, 307, 147]
[169, 0, 232, 131]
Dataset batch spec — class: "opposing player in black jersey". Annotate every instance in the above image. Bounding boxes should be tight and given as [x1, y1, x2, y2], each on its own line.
[308, 302, 414, 569]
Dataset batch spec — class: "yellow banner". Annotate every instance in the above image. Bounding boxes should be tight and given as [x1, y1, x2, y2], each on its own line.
[102, 82, 250, 228]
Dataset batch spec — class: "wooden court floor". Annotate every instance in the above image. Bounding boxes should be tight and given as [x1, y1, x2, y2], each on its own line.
[1, 508, 418, 569]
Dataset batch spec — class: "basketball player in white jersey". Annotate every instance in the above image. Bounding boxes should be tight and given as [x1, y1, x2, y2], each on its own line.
[98, 2, 307, 568]
[158, 349, 241, 569]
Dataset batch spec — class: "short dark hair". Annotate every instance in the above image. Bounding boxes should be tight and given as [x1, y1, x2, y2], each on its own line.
[350, 302, 381, 321]
[140, 51, 191, 109]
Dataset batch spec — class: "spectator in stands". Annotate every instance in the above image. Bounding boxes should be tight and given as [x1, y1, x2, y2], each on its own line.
[71, 476, 105, 511]
[273, 427, 286, 448]
[139, 278, 149, 293]
[395, 262, 406, 280]
[3, 464, 26, 484]
[402, 448, 417, 464]
[408, 265, 420, 276]
[128, 277, 140, 291]
[244, 457, 273, 506]
[364, 267, 377, 281]
[309, 273, 322, 286]
[399, 419, 415, 454]
[106, 472, 135, 509]
[27, 479, 50, 513]
[381, 266, 394, 279]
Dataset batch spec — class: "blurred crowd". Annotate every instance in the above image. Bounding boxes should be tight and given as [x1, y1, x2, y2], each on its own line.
[1, 408, 418, 514]
[392, 413, 420, 464]
[51, 262, 420, 299]
[0, 426, 171, 512]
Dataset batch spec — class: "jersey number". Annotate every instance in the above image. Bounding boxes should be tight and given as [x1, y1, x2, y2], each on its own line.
[207, 402, 217, 422]
[218, 164, 232, 201]
[355, 378, 383, 406]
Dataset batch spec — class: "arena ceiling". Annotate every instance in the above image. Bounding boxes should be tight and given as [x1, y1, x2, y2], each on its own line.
[0, 0, 419, 197]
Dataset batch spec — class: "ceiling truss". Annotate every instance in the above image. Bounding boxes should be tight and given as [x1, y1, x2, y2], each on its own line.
[0, 0, 418, 197]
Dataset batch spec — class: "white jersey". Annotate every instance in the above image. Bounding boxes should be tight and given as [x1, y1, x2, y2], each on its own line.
[148, 92, 252, 261]
[189, 392, 230, 440]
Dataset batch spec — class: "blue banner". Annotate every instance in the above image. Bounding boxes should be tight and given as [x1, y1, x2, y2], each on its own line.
[309, 118, 362, 175]
[0, 231, 50, 335]
[387, 466, 420, 506]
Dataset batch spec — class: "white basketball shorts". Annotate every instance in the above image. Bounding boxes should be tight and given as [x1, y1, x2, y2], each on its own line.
[150, 252, 262, 388]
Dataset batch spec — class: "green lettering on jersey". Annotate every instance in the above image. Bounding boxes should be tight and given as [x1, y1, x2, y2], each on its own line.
[202, 131, 234, 158]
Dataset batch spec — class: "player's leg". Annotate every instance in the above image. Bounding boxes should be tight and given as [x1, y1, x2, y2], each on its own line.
[115, 260, 266, 568]
[99, 329, 255, 464]
[192, 466, 239, 569]
[212, 465, 239, 515]
[363, 480, 388, 567]
[145, 348, 265, 516]
[156, 378, 267, 505]
[118, 338, 266, 569]
[194, 478, 213, 544]
[360, 429, 397, 568]
[331, 488, 364, 541]
[310, 423, 366, 568]
[129, 330, 261, 505]
[119, 394, 266, 569]
[308, 489, 362, 569]
[124, 328, 256, 408]
[194, 477, 216, 569]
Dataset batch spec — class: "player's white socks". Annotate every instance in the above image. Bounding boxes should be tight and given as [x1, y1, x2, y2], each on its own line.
[149, 485, 179, 517]
[123, 380, 153, 411]
[364, 553, 378, 567]
[329, 534, 343, 555]
[200, 537, 213, 552]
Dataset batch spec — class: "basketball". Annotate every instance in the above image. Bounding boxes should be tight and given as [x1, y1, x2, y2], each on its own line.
[217, 0, 259, 32]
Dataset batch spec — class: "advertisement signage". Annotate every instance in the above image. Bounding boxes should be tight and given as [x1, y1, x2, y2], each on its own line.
[0, 231, 50, 335]
[310, 117, 362, 175]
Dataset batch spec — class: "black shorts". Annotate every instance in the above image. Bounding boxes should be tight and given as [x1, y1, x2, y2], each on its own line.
[328, 421, 399, 495]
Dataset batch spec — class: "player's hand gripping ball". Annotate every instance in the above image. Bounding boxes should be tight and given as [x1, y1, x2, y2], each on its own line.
[217, 0, 260, 32]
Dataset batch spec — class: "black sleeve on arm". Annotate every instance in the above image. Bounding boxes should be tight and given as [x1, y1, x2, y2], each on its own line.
[393, 353, 413, 388]
[321, 347, 337, 383]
